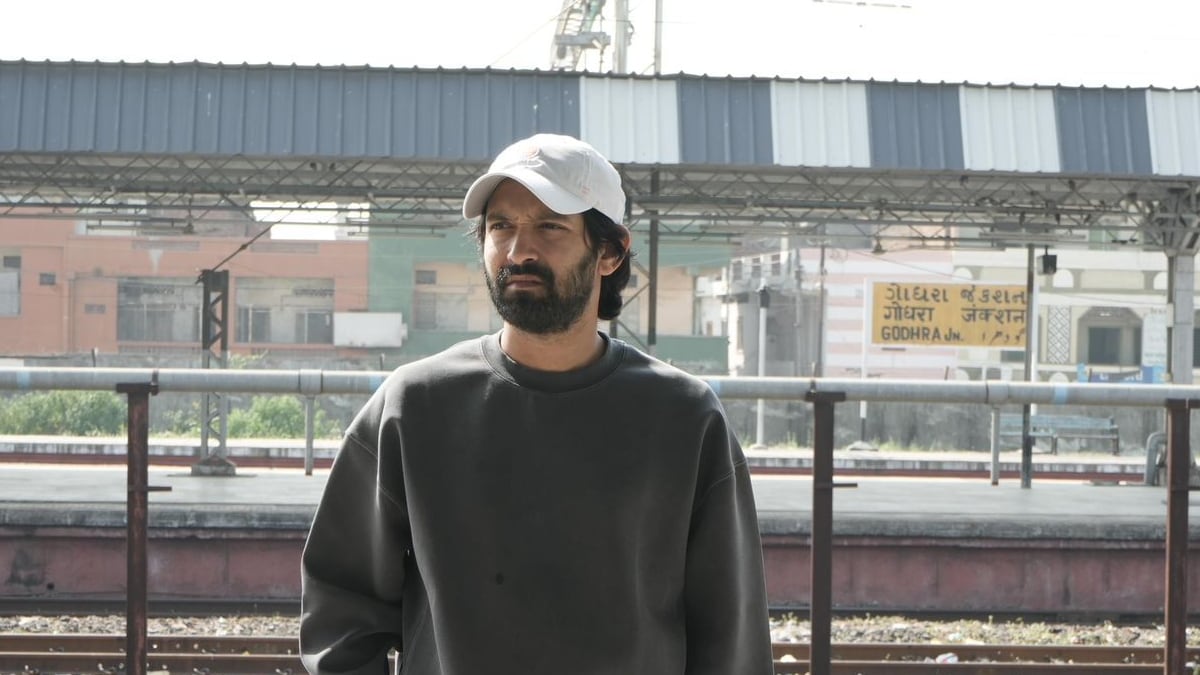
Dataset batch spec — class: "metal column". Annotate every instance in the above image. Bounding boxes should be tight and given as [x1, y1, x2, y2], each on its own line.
[1021, 245, 1035, 488]
[194, 268, 235, 476]
[117, 378, 164, 675]
[1164, 399, 1194, 675]
[804, 390, 851, 675]
[646, 170, 659, 356]
[754, 285, 769, 447]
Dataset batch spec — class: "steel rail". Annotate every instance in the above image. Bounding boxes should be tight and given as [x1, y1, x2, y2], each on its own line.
[5, 367, 1200, 408]
[1, 635, 1190, 674]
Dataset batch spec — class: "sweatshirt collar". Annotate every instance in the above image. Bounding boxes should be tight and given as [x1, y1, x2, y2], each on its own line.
[482, 330, 624, 393]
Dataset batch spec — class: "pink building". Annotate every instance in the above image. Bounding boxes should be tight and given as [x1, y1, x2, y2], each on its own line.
[0, 215, 370, 361]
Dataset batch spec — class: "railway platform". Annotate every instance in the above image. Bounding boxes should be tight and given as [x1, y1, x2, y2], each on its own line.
[0, 451, 1194, 617]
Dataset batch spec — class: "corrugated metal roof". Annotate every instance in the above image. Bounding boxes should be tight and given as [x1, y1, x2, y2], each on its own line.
[579, 76, 679, 164]
[677, 76, 773, 165]
[771, 80, 870, 168]
[3, 61, 1200, 178]
[1055, 88, 1152, 174]
[0, 61, 581, 159]
[867, 82, 964, 170]
[960, 85, 1060, 172]
[1146, 89, 1200, 176]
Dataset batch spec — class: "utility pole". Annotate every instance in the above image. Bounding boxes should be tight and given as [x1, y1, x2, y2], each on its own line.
[653, 0, 663, 73]
[614, 0, 630, 73]
[192, 269, 235, 476]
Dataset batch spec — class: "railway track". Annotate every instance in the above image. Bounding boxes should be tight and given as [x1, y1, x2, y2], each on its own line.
[0, 634, 1191, 674]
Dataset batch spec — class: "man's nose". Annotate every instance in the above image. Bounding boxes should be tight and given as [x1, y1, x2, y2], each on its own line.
[506, 230, 538, 264]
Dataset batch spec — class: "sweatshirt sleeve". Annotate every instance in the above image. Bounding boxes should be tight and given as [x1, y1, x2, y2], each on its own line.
[683, 414, 774, 675]
[300, 420, 409, 675]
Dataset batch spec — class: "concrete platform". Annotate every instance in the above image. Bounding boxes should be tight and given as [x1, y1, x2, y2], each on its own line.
[0, 459, 1195, 615]
[0, 457, 1183, 539]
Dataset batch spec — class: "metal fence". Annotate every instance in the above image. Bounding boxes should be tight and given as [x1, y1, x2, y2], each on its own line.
[1, 367, 1196, 675]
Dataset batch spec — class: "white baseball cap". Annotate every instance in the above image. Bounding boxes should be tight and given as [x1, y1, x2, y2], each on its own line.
[462, 133, 626, 225]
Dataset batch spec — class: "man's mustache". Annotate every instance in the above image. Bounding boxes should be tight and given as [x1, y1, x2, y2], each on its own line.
[496, 263, 554, 287]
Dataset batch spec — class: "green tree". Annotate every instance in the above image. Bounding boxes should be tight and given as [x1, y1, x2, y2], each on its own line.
[0, 391, 125, 436]
[226, 395, 339, 438]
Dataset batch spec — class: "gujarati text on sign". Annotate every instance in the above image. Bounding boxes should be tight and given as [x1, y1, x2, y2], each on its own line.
[871, 282, 1027, 347]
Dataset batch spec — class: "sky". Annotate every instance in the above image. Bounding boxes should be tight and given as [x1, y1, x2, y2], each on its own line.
[4, 0, 1200, 88]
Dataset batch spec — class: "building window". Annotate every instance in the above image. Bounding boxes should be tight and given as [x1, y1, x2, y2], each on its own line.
[1078, 307, 1141, 366]
[39, 273, 56, 286]
[413, 291, 468, 331]
[415, 270, 437, 285]
[84, 304, 106, 315]
[413, 293, 437, 330]
[295, 310, 333, 344]
[236, 277, 334, 344]
[1087, 327, 1121, 364]
[770, 253, 782, 277]
[999, 350, 1025, 363]
[751, 259, 762, 280]
[732, 261, 743, 281]
[0, 255, 19, 316]
[236, 306, 272, 343]
[116, 278, 201, 342]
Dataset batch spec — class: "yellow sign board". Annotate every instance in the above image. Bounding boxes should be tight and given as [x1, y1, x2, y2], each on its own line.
[872, 282, 1027, 347]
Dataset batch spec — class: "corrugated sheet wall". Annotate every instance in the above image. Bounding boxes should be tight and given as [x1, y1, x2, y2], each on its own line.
[579, 76, 679, 164]
[677, 76, 774, 165]
[867, 82, 964, 170]
[771, 80, 870, 167]
[3, 61, 1200, 177]
[1055, 88, 1152, 175]
[960, 86, 1060, 172]
[1147, 89, 1200, 176]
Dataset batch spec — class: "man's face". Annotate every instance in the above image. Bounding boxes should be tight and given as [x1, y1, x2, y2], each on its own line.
[481, 179, 600, 335]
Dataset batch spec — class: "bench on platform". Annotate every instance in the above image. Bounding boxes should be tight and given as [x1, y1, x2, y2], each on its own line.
[998, 413, 1120, 455]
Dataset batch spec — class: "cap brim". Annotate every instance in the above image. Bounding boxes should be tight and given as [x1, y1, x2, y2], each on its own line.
[462, 169, 592, 219]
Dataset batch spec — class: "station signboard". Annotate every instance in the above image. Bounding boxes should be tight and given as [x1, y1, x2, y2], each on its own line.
[871, 282, 1027, 347]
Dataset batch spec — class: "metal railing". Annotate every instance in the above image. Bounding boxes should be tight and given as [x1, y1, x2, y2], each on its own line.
[1, 367, 1196, 675]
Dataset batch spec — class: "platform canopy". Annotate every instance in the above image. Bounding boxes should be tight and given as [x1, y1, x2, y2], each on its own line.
[1, 60, 1198, 253]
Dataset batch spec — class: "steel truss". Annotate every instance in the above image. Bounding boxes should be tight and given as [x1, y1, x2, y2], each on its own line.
[2, 152, 1200, 252]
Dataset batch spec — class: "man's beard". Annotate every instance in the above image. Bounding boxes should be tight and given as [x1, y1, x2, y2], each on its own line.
[485, 253, 598, 335]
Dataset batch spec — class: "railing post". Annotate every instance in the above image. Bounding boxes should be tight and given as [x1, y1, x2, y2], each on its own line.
[989, 406, 1001, 485]
[116, 378, 163, 675]
[304, 395, 316, 476]
[1164, 398, 1193, 675]
[804, 389, 849, 675]
[299, 370, 323, 477]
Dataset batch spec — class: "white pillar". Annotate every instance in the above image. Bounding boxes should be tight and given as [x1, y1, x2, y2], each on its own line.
[1169, 253, 1195, 385]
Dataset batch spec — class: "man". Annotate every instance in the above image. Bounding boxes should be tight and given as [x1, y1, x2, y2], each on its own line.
[300, 133, 773, 675]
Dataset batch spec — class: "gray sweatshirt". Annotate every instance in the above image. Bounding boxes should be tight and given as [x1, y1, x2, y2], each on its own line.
[300, 332, 772, 674]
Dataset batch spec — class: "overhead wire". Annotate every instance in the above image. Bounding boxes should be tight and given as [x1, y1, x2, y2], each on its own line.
[487, 5, 573, 68]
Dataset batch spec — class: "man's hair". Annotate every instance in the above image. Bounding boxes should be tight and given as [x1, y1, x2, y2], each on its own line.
[583, 208, 634, 320]
[473, 208, 635, 321]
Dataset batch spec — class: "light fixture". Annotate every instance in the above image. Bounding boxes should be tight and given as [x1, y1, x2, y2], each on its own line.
[1038, 246, 1058, 275]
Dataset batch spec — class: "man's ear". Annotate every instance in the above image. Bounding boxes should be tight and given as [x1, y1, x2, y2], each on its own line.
[599, 226, 632, 276]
